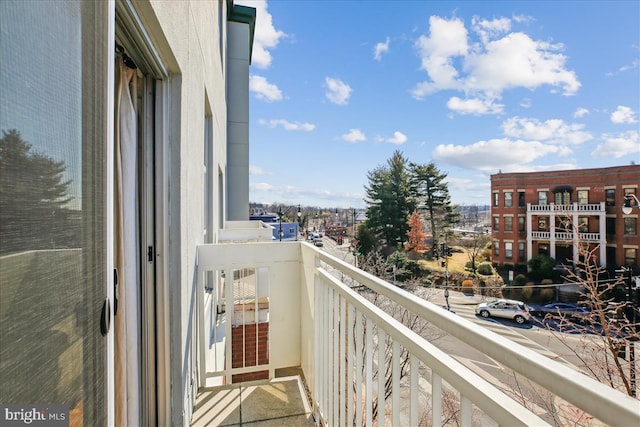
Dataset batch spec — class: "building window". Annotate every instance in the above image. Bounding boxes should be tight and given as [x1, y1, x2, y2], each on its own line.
[605, 189, 616, 206]
[518, 191, 525, 207]
[494, 241, 499, 256]
[555, 190, 571, 205]
[577, 190, 589, 205]
[606, 217, 616, 235]
[578, 217, 589, 233]
[539, 244, 549, 255]
[504, 191, 513, 207]
[518, 216, 525, 232]
[538, 191, 548, 205]
[518, 242, 525, 259]
[538, 217, 548, 231]
[493, 192, 499, 207]
[493, 217, 500, 231]
[625, 248, 638, 266]
[504, 216, 513, 232]
[505, 242, 513, 258]
[624, 217, 637, 236]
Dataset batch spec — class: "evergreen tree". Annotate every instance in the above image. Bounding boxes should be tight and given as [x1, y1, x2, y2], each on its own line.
[364, 151, 415, 251]
[409, 161, 458, 243]
[0, 129, 76, 254]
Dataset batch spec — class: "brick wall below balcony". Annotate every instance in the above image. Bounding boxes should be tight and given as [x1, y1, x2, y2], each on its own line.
[231, 322, 269, 383]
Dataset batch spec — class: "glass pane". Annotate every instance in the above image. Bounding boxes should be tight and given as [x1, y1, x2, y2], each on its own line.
[0, 1, 106, 424]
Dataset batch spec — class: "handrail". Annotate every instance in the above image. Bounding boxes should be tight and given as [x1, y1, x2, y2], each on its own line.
[316, 249, 640, 427]
[317, 267, 549, 426]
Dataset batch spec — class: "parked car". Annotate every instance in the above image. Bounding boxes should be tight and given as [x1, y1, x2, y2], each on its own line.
[529, 302, 590, 322]
[475, 299, 532, 324]
[313, 237, 323, 247]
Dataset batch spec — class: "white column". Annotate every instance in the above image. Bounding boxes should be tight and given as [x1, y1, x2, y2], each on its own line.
[599, 203, 607, 266]
[227, 20, 251, 220]
[572, 203, 579, 266]
[526, 203, 533, 261]
[549, 204, 556, 260]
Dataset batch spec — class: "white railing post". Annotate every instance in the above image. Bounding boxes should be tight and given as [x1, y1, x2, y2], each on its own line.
[339, 296, 347, 427]
[392, 340, 400, 426]
[432, 373, 442, 427]
[365, 319, 373, 426]
[355, 310, 364, 427]
[377, 329, 386, 427]
[410, 355, 419, 426]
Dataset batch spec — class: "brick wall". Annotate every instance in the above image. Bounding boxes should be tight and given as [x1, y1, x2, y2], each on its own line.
[231, 322, 269, 383]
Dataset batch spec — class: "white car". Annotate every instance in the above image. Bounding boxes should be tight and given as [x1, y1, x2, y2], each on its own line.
[475, 299, 532, 324]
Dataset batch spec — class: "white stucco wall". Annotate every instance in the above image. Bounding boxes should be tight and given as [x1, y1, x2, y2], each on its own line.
[136, 1, 240, 425]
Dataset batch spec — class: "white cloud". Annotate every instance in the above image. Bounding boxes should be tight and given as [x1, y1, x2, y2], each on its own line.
[412, 16, 581, 107]
[412, 16, 468, 97]
[501, 117, 592, 145]
[237, 0, 286, 69]
[471, 16, 511, 44]
[341, 129, 366, 143]
[250, 75, 283, 102]
[373, 37, 390, 61]
[610, 105, 638, 124]
[251, 182, 274, 191]
[574, 108, 589, 118]
[592, 131, 639, 158]
[447, 96, 504, 115]
[258, 118, 315, 131]
[249, 165, 272, 176]
[432, 138, 568, 172]
[325, 77, 352, 105]
[386, 131, 407, 145]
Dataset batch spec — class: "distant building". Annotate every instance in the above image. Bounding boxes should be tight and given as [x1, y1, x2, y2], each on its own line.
[490, 165, 640, 270]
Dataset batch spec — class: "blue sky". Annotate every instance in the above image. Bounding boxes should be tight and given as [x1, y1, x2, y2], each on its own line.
[237, 0, 639, 209]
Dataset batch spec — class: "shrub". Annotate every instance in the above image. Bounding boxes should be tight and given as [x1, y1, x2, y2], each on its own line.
[514, 274, 527, 286]
[477, 262, 493, 276]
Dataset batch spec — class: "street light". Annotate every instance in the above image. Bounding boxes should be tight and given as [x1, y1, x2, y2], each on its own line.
[352, 209, 357, 238]
[622, 194, 640, 215]
[619, 195, 639, 396]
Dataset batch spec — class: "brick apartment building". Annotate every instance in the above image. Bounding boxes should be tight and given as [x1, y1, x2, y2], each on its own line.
[490, 165, 640, 271]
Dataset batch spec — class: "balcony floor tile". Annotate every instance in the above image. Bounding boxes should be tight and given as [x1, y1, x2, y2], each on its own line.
[191, 374, 314, 426]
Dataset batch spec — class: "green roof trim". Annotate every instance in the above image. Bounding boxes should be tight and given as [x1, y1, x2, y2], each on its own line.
[228, 1, 257, 63]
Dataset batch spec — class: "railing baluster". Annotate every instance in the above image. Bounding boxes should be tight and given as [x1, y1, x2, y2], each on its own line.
[347, 304, 355, 426]
[432, 372, 442, 427]
[332, 288, 339, 427]
[314, 273, 322, 423]
[392, 340, 400, 427]
[340, 296, 347, 427]
[355, 310, 364, 427]
[377, 329, 386, 427]
[365, 318, 373, 427]
[461, 394, 472, 426]
[410, 355, 419, 426]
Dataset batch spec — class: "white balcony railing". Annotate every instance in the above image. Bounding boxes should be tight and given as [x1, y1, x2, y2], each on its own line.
[528, 202, 605, 213]
[196, 241, 639, 426]
[531, 231, 601, 242]
[217, 220, 274, 242]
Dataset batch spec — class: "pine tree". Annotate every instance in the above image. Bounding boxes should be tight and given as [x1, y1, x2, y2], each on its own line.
[364, 151, 415, 250]
[409, 161, 458, 243]
[0, 129, 76, 254]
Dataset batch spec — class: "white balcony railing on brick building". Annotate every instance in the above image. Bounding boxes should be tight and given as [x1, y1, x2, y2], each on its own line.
[531, 231, 601, 242]
[528, 202, 605, 213]
[196, 241, 639, 426]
